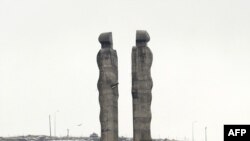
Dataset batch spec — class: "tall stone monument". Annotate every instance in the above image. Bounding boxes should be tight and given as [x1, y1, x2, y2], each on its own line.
[132, 30, 153, 141]
[97, 32, 119, 141]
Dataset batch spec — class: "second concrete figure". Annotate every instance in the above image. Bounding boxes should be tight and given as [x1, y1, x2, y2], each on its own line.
[132, 30, 153, 141]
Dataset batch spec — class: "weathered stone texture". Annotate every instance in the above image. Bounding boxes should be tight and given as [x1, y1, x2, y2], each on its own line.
[132, 30, 153, 141]
[97, 32, 119, 141]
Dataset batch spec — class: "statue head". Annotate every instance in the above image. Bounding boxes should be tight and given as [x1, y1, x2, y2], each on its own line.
[98, 32, 113, 48]
[136, 30, 150, 47]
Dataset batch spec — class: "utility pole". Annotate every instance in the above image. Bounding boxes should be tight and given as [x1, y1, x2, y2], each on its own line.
[205, 126, 207, 141]
[49, 115, 51, 137]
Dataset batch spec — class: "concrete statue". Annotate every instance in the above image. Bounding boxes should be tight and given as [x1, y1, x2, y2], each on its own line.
[132, 30, 153, 141]
[97, 32, 119, 141]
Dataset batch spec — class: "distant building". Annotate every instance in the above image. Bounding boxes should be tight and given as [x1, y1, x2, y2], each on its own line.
[89, 133, 99, 141]
[119, 136, 132, 141]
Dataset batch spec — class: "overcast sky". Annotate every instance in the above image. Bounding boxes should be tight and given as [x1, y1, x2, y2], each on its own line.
[0, 0, 250, 141]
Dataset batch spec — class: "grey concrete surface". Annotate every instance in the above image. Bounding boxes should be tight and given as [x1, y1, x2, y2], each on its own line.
[97, 32, 119, 141]
[132, 30, 153, 141]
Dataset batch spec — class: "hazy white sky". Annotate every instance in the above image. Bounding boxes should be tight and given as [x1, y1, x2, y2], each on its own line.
[0, 0, 250, 141]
